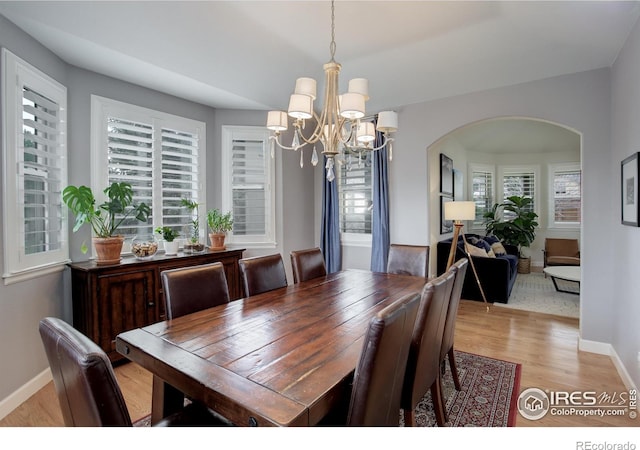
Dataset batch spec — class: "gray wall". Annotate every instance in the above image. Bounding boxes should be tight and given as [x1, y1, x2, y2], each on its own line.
[0, 14, 70, 409]
[611, 16, 640, 388]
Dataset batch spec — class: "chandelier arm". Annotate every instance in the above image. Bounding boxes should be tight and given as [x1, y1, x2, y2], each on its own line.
[270, 134, 302, 152]
[345, 134, 394, 153]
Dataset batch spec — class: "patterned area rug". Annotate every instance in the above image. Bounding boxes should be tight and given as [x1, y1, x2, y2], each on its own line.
[135, 351, 522, 428]
[494, 272, 580, 318]
[401, 350, 521, 427]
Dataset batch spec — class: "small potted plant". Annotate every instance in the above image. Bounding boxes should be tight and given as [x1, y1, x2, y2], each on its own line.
[63, 181, 151, 264]
[180, 198, 205, 253]
[155, 226, 180, 256]
[207, 208, 233, 251]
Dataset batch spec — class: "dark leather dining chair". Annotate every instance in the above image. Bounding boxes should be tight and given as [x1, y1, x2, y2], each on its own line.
[387, 244, 429, 278]
[290, 247, 327, 283]
[401, 269, 455, 426]
[238, 253, 288, 297]
[347, 292, 421, 426]
[438, 257, 469, 422]
[161, 262, 230, 320]
[38, 317, 225, 427]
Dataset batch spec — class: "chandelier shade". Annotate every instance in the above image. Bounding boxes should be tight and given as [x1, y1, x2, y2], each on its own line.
[266, 0, 398, 181]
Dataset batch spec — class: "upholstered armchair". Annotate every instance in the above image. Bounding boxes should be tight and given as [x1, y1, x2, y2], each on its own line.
[543, 238, 580, 268]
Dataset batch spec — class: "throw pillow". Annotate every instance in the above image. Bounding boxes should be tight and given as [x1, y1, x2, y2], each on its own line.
[484, 235, 500, 245]
[471, 237, 491, 253]
[466, 244, 489, 258]
[491, 242, 507, 256]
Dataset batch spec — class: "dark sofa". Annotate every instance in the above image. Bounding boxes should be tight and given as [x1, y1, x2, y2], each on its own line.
[436, 234, 519, 304]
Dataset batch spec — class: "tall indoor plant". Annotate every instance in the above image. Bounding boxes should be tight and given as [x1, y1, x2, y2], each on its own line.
[63, 182, 151, 264]
[484, 195, 539, 273]
[206, 208, 233, 251]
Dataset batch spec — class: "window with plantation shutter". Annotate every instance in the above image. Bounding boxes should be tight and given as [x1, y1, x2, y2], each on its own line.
[499, 166, 539, 220]
[470, 164, 494, 229]
[339, 151, 373, 239]
[221, 126, 275, 247]
[2, 49, 69, 283]
[549, 163, 581, 227]
[92, 96, 205, 250]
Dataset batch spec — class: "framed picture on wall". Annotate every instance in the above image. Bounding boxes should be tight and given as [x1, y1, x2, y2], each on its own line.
[440, 153, 454, 196]
[621, 152, 639, 226]
[440, 195, 454, 234]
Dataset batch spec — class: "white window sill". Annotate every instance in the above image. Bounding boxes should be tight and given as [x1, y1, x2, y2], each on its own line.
[3, 261, 69, 285]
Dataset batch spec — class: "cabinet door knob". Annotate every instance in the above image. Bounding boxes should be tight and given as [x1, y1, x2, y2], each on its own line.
[148, 302, 155, 307]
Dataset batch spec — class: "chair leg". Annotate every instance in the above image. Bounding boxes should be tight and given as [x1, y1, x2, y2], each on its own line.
[448, 347, 462, 391]
[431, 378, 446, 426]
[403, 408, 416, 427]
[438, 374, 449, 424]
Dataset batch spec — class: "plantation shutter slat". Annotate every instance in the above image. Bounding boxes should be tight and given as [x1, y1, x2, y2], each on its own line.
[554, 169, 581, 223]
[339, 153, 372, 234]
[231, 139, 266, 236]
[107, 117, 154, 237]
[472, 169, 493, 227]
[161, 128, 200, 231]
[20, 86, 65, 256]
[502, 170, 535, 220]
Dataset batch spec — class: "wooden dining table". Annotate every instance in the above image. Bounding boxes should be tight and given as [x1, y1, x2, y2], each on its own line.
[115, 269, 426, 426]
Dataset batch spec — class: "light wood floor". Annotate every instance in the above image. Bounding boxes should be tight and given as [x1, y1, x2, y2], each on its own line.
[1, 300, 636, 427]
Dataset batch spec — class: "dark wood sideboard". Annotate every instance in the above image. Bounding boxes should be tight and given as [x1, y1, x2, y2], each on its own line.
[69, 248, 245, 361]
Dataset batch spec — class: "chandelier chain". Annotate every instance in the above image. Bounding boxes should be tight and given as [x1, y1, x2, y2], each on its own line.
[329, 0, 336, 62]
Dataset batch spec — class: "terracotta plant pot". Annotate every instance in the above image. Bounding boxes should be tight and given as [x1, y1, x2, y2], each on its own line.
[209, 233, 226, 251]
[93, 236, 125, 265]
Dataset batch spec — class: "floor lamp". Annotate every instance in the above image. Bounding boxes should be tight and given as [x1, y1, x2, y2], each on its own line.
[444, 201, 489, 311]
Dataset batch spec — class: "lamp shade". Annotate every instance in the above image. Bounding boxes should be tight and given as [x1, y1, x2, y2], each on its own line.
[376, 111, 398, 132]
[288, 94, 313, 120]
[266, 111, 288, 131]
[356, 122, 375, 143]
[444, 201, 476, 221]
[339, 92, 365, 119]
[348, 78, 369, 101]
[294, 77, 317, 100]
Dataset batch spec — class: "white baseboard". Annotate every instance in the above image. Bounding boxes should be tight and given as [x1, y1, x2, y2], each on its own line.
[0, 368, 52, 422]
[579, 338, 638, 391]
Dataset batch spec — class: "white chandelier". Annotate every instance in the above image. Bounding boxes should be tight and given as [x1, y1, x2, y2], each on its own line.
[266, 0, 398, 182]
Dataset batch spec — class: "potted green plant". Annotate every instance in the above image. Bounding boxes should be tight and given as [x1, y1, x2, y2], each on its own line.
[63, 182, 151, 264]
[206, 208, 233, 251]
[155, 226, 180, 256]
[180, 198, 205, 253]
[484, 195, 539, 273]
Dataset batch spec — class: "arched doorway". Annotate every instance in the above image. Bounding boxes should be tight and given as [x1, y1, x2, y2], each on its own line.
[427, 116, 582, 317]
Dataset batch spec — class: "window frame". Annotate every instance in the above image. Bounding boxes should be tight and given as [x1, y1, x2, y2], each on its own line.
[90, 95, 206, 250]
[221, 125, 276, 248]
[548, 162, 581, 229]
[338, 150, 373, 247]
[469, 163, 495, 231]
[2, 49, 69, 284]
[497, 164, 540, 218]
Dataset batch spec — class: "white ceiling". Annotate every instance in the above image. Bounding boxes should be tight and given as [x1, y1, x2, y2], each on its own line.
[1, 0, 639, 116]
